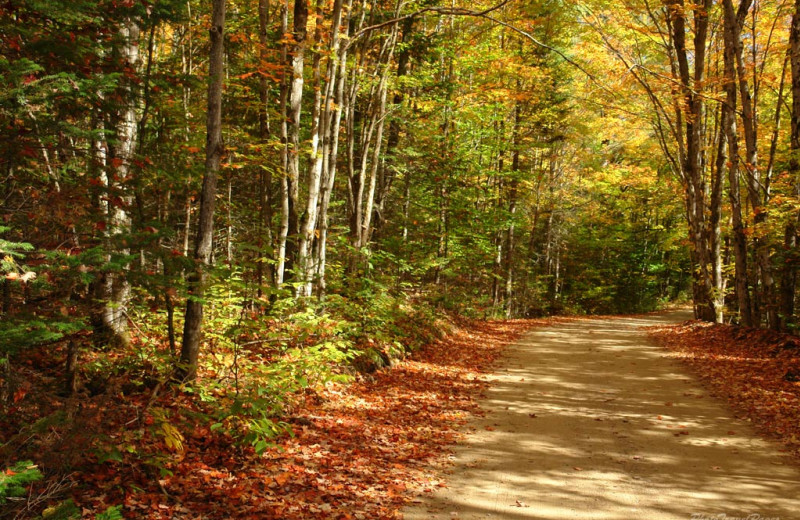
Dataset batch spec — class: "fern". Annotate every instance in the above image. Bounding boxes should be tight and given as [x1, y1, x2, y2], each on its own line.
[0, 460, 42, 504]
[94, 505, 123, 520]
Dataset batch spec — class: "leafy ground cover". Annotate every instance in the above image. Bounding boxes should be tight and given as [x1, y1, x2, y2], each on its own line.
[648, 320, 800, 459]
[1, 316, 543, 519]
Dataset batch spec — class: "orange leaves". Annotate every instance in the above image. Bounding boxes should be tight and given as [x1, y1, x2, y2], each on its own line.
[272, 471, 291, 487]
[649, 321, 800, 457]
[386, 482, 407, 495]
[64, 319, 542, 519]
[12, 383, 30, 403]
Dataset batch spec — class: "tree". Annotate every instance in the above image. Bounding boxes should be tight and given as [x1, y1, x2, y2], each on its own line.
[178, 0, 226, 381]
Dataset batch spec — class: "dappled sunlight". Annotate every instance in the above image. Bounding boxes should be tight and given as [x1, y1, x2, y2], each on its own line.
[404, 310, 800, 519]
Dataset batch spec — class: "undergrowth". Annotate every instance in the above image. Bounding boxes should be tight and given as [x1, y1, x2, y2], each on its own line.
[0, 268, 456, 518]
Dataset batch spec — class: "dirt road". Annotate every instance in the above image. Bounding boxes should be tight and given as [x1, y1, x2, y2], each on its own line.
[403, 310, 800, 519]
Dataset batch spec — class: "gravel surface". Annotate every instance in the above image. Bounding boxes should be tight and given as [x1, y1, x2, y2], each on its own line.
[403, 310, 800, 519]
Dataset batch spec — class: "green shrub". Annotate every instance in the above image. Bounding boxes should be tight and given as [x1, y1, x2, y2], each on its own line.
[0, 460, 42, 504]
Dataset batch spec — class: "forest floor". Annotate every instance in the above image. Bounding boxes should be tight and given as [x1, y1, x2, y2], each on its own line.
[403, 310, 800, 519]
[7, 310, 800, 519]
[1, 316, 546, 519]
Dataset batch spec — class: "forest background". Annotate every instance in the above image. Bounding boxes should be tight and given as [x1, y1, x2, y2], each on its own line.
[2, 0, 799, 517]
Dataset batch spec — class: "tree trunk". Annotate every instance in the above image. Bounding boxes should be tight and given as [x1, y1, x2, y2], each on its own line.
[276, 3, 290, 285]
[283, 0, 307, 283]
[724, 0, 778, 329]
[504, 101, 521, 318]
[666, 0, 715, 321]
[178, 0, 225, 381]
[781, 0, 800, 329]
[297, 0, 344, 296]
[710, 106, 725, 323]
[371, 16, 414, 236]
[721, 1, 752, 326]
[256, 0, 275, 294]
[346, 21, 398, 272]
[316, 0, 353, 297]
[94, 17, 141, 348]
[64, 340, 79, 396]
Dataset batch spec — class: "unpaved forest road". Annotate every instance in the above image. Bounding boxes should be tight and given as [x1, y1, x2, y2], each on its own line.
[403, 310, 800, 519]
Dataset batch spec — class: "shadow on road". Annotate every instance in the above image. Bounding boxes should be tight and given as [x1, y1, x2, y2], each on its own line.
[403, 310, 800, 519]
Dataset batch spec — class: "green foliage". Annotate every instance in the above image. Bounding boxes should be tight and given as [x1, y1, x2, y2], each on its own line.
[0, 227, 34, 261]
[40, 500, 122, 520]
[0, 318, 86, 355]
[0, 461, 42, 504]
[0, 461, 123, 518]
[94, 505, 123, 520]
[40, 500, 81, 520]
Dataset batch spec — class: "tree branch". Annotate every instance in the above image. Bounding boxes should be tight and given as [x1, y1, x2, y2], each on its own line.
[346, 0, 516, 49]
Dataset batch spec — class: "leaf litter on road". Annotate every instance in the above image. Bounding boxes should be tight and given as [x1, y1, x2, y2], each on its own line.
[648, 320, 800, 458]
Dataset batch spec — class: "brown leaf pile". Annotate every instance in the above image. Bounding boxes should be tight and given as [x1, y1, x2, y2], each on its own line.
[648, 320, 800, 458]
[74, 319, 543, 519]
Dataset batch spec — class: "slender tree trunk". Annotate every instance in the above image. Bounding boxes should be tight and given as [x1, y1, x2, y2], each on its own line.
[721, 2, 752, 326]
[401, 168, 411, 243]
[256, 0, 274, 294]
[295, 19, 324, 297]
[297, 0, 344, 296]
[434, 97, 451, 285]
[64, 340, 79, 396]
[179, 6, 195, 269]
[178, 0, 225, 381]
[371, 16, 414, 236]
[276, 3, 290, 285]
[504, 101, 521, 318]
[781, 0, 800, 329]
[94, 17, 141, 348]
[710, 106, 725, 323]
[724, 0, 778, 329]
[283, 0, 307, 283]
[435, 182, 448, 285]
[316, 0, 353, 297]
[666, 0, 715, 321]
[491, 232, 502, 309]
[359, 66, 392, 248]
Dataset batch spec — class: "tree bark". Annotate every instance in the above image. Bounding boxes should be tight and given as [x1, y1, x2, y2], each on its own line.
[283, 0, 308, 283]
[781, 0, 800, 329]
[710, 106, 725, 323]
[723, 0, 778, 329]
[178, 0, 225, 381]
[297, 0, 345, 296]
[371, 16, 414, 236]
[316, 0, 354, 297]
[504, 101, 521, 318]
[94, 17, 141, 348]
[277, 3, 290, 285]
[721, 1, 752, 326]
[665, 0, 715, 321]
[256, 0, 275, 294]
